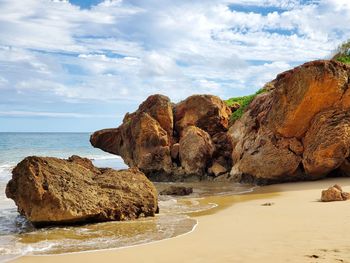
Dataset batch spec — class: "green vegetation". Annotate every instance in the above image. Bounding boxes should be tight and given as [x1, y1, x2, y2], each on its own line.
[336, 55, 350, 64]
[333, 40, 350, 65]
[225, 88, 265, 122]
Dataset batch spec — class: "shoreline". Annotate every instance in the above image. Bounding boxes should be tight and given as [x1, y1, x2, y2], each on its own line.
[13, 177, 350, 263]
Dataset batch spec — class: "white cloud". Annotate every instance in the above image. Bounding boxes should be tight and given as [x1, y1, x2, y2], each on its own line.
[0, 0, 349, 108]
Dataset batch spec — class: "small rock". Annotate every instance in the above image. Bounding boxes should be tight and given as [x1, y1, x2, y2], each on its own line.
[160, 186, 193, 196]
[209, 162, 227, 177]
[321, 185, 349, 202]
[261, 202, 274, 206]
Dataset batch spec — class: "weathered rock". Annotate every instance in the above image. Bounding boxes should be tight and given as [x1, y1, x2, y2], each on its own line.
[174, 95, 232, 136]
[91, 110, 173, 174]
[229, 60, 350, 185]
[159, 186, 193, 196]
[303, 109, 350, 177]
[6, 156, 158, 226]
[267, 60, 350, 138]
[321, 185, 349, 202]
[91, 94, 230, 182]
[179, 126, 215, 176]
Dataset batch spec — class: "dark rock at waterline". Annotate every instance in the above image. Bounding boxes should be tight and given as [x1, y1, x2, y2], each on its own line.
[6, 155, 158, 226]
[159, 186, 193, 196]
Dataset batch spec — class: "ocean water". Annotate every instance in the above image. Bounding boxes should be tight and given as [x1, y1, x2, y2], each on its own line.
[0, 132, 254, 261]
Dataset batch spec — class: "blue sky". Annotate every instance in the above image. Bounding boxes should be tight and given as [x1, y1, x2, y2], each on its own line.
[0, 0, 350, 132]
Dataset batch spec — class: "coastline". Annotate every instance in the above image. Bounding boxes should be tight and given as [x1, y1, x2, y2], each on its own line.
[13, 177, 350, 263]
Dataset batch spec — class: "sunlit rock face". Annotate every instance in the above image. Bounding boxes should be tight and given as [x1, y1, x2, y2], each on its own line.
[228, 60, 350, 184]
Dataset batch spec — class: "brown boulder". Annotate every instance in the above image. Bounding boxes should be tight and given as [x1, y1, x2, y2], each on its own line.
[91, 94, 232, 181]
[136, 94, 174, 140]
[302, 109, 350, 177]
[229, 93, 302, 184]
[229, 60, 350, 184]
[179, 126, 214, 176]
[321, 185, 349, 202]
[6, 156, 158, 226]
[91, 100, 173, 175]
[174, 95, 231, 136]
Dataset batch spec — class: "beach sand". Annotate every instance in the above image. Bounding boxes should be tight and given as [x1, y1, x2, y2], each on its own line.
[14, 177, 350, 263]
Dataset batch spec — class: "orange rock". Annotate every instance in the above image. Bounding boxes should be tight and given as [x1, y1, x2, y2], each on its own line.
[267, 60, 350, 138]
[302, 109, 350, 177]
[229, 60, 350, 185]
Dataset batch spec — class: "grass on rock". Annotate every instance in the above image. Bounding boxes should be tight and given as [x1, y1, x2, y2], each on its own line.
[225, 88, 265, 122]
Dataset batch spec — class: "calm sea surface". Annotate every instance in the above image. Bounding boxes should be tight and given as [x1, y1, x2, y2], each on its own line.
[0, 132, 253, 261]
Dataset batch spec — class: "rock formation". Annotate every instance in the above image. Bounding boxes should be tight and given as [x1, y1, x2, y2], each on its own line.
[91, 60, 350, 185]
[91, 94, 232, 181]
[6, 155, 158, 226]
[229, 60, 350, 184]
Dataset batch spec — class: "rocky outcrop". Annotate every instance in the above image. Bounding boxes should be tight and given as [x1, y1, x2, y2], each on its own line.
[91, 94, 232, 181]
[6, 156, 158, 226]
[321, 184, 349, 202]
[229, 60, 350, 184]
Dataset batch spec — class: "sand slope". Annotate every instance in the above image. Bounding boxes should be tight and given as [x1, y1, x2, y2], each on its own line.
[15, 178, 350, 263]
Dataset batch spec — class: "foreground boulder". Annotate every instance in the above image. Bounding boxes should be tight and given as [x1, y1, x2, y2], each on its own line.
[91, 94, 232, 181]
[6, 156, 158, 226]
[321, 184, 349, 202]
[229, 60, 350, 184]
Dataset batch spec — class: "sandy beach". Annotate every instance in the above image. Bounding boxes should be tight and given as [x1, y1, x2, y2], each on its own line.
[12, 177, 350, 263]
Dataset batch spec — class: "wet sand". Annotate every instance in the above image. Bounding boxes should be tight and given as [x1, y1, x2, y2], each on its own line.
[14, 177, 350, 263]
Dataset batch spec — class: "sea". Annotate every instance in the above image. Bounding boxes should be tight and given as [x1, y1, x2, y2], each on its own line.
[0, 132, 254, 262]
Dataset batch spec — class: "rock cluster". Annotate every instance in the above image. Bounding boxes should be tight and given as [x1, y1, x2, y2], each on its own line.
[228, 60, 350, 184]
[6, 156, 158, 226]
[321, 184, 349, 202]
[91, 94, 232, 181]
[91, 60, 350, 185]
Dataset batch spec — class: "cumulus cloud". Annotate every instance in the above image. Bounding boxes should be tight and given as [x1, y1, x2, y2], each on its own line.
[1, 0, 350, 130]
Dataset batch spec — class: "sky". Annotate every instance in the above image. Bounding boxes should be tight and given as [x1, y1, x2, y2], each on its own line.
[1, 0, 350, 132]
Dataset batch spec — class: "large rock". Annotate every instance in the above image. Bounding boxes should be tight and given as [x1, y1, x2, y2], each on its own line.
[229, 60, 350, 184]
[91, 94, 232, 181]
[91, 112, 173, 174]
[174, 95, 232, 136]
[179, 126, 214, 176]
[6, 156, 158, 226]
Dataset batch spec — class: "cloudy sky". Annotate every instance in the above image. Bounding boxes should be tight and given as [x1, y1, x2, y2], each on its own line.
[1, 0, 350, 132]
